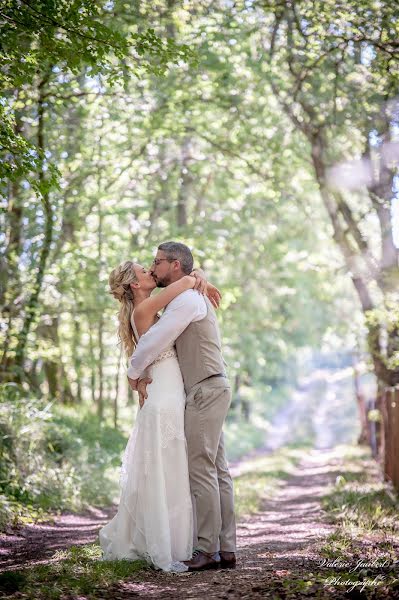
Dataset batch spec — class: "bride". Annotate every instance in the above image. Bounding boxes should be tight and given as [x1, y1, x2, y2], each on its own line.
[98, 259, 219, 572]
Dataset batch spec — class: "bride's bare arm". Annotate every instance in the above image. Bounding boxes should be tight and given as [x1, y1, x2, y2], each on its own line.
[131, 277, 197, 405]
[134, 275, 197, 321]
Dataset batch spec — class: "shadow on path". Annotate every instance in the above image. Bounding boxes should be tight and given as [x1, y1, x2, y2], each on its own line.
[3, 446, 394, 599]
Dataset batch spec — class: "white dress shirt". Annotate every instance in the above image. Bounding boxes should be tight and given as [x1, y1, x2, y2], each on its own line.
[127, 289, 207, 380]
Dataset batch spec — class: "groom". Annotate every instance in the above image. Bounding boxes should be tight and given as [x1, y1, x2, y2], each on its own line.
[127, 241, 236, 571]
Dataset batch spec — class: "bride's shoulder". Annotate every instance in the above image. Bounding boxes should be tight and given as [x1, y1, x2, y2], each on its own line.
[132, 307, 159, 332]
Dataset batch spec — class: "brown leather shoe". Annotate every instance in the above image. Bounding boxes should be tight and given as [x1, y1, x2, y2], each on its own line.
[183, 550, 221, 571]
[220, 551, 236, 569]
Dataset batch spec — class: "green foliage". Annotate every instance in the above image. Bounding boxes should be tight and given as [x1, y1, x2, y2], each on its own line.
[364, 301, 399, 370]
[224, 421, 266, 461]
[1, 0, 364, 405]
[1, 1, 392, 522]
[0, 0, 195, 87]
[321, 445, 398, 560]
[0, 104, 61, 188]
[0, 384, 127, 527]
[225, 383, 296, 459]
[233, 444, 310, 518]
[0, 0, 195, 193]
[260, 0, 399, 385]
[0, 544, 148, 599]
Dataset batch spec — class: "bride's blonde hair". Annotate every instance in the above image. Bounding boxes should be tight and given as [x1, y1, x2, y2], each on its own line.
[109, 260, 138, 357]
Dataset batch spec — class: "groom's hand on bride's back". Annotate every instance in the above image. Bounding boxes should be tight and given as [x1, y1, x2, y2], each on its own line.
[127, 377, 138, 391]
[138, 377, 152, 408]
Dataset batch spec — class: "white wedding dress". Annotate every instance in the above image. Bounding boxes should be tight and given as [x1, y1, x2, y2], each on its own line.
[99, 313, 194, 572]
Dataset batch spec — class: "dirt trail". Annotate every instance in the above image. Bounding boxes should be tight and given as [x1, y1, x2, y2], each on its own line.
[1, 367, 396, 597]
[0, 504, 116, 573]
[0, 444, 310, 574]
[103, 447, 395, 599]
[97, 447, 352, 599]
[0, 364, 358, 574]
[2, 447, 395, 598]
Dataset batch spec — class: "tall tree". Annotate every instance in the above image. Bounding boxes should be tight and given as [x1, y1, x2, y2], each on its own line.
[0, 0, 194, 384]
[255, 0, 399, 388]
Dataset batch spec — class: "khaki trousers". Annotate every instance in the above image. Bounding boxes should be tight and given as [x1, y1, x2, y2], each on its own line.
[184, 376, 236, 554]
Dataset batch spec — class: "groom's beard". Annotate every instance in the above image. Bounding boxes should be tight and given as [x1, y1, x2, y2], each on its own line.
[153, 274, 171, 288]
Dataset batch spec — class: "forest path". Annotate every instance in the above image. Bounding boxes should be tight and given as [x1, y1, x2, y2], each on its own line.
[1, 447, 396, 598]
[100, 446, 394, 599]
[2, 368, 396, 597]
[0, 366, 340, 574]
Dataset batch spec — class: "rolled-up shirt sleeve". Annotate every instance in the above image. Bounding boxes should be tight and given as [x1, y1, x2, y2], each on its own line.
[126, 289, 206, 380]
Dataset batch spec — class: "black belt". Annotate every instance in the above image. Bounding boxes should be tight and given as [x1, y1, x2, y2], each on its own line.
[198, 373, 226, 384]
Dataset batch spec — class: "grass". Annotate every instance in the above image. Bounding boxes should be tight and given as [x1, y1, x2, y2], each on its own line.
[0, 378, 295, 528]
[232, 442, 399, 598]
[320, 445, 399, 556]
[0, 443, 311, 600]
[233, 442, 311, 519]
[0, 385, 128, 530]
[0, 380, 294, 531]
[316, 444, 399, 593]
[231, 442, 399, 599]
[3, 442, 398, 599]
[0, 544, 149, 600]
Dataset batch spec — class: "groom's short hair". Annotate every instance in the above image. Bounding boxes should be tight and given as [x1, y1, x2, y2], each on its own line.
[158, 241, 194, 274]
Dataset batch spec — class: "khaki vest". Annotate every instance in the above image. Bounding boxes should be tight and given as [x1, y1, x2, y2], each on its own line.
[175, 297, 227, 393]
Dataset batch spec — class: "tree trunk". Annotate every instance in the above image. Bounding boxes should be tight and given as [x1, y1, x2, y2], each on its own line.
[60, 362, 75, 404]
[72, 296, 83, 404]
[176, 136, 192, 229]
[38, 317, 61, 399]
[310, 134, 399, 389]
[1, 110, 24, 380]
[1, 104, 23, 309]
[97, 129, 104, 419]
[14, 75, 54, 379]
[353, 357, 370, 446]
[114, 347, 122, 429]
[88, 321, 97, 406]
[98, 307, 104, 418]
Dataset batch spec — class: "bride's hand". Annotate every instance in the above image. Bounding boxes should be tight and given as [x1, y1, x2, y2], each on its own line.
[190, 269, 222, 309]
[206, 282, 222, 309]
[190, 268, 208, 294]
[190, 269, 222, 308]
